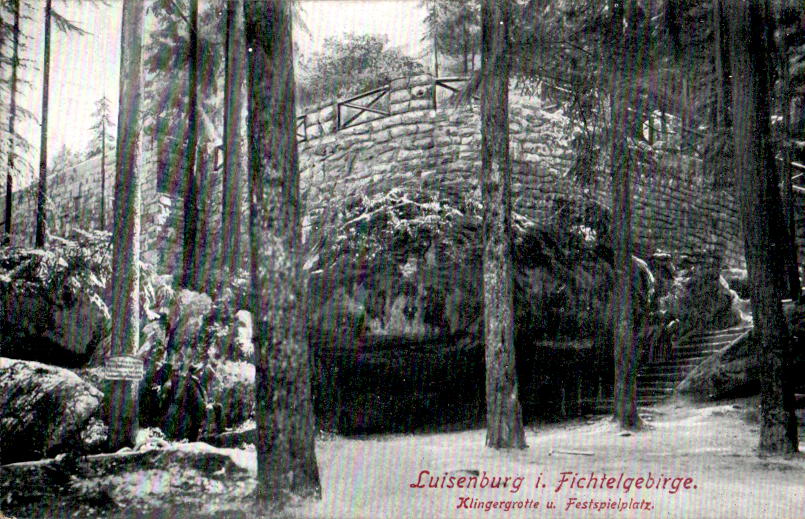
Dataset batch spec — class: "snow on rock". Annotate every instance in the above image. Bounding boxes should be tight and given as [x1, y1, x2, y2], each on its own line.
[0, 240, 110, 365]
[658, 254, 744, 336]
[212, 360, 255, 429]
[0, 442, 254, 516]
[0, 357, 103, 463]
[167, 289, 213, 349]
[678, 304, 805, 400]
[220, 309, 254, 361]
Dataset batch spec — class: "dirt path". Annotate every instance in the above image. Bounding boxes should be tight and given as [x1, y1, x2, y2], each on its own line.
[292, 398, 804, 519]
[3, 398, 803, 518]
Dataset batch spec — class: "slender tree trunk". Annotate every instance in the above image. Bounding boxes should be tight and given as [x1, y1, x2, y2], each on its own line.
[0, 2, 5, 242]
[194, 138, 211, 292]
[610, 0, 640, 430]
[480, 0, 526, 450]
[713, 0, 734, 188]
[244, 0, 321, 509]
[727, 0, 799, 454]
[3, 0, 20, 246]
[462, 18, 469, 75]
[107, 0, 144, 451]
[775, 19, 801, 299]
[180, 0, 200, 288]
[221, 0, 245, 282]
[715, 0, 733, 131]
[35, 0, 53, 247]
[432, 3, 440, 78]
[2, 168, 9, 246]
[100, 120, 106, 231]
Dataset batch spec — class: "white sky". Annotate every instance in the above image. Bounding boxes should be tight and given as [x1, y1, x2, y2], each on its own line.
[13, 0, 428, 187]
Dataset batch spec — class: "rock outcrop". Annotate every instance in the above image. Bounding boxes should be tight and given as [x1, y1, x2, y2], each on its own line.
[678, 305, 805, 400]
[676, 330, 759, 400]
[658, 253, 745, 338]
[0, 235, 110, 366]
[0, 357, 103, 464]
[306, 188, 659, 432]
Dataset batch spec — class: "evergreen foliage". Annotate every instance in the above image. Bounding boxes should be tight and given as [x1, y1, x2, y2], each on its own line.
[297, 33, 424, 107]
[86, 95, 114, 160]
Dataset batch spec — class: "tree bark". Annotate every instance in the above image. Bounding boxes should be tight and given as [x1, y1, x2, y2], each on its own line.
[107, 0, 144, 451]
[221, 0, 246, 282]
[714, 0, 733, 131]
[713, 0, 735, 188]
[180, 0, 200, 289]
[432, 2, 440, 78]
[194, 138, 212, 292]
[462, 17, 469, 74]
[100, 119, 106, 231]
[727, 0, 799, 454]
[3, 0, 20, 245]
[244, 0, 321, 509]
[35, 0, 52, 248]
[610, 0, 640, 430]
[775, 16, 801, 300]
[480, 0, 526, 450]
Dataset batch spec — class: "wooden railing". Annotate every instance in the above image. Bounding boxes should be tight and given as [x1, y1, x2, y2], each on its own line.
[336, 85, 391, 131]
[295, 76, 473, 142]
[297, 114, 307, 142]
[787, 160, 805, 195]
[433, 76, 473, 110]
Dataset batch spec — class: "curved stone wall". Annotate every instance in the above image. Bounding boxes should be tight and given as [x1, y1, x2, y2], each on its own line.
[298, 74, 746, 267]
[1, 74, 750, 270]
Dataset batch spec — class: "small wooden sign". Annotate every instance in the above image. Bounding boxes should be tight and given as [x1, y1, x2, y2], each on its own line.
[104, 356, 144, 381]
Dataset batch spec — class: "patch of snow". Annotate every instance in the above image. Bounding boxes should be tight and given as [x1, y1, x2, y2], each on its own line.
[171, 442, 256, 475]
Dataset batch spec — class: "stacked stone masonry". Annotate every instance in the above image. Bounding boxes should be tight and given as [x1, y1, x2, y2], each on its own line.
[298, 75, 749, 268]
[2, 74, 768, 272]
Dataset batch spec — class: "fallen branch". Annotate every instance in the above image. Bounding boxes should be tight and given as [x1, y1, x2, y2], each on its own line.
[548, 449, 594, 456]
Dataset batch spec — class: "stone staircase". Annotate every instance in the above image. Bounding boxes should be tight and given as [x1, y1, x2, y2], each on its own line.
[634, 324, 753, 406]
[589, 323, 753, 414]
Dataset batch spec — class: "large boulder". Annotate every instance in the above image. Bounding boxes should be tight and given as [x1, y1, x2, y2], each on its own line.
[0, 445, 252, 516]
[678, 304, 805, 400]
[307, 190, 638, 347]
[305, 189, 656, 431]
[658, 253, 744, 337]
[676, 330, 759, 400]
[0, 357, 103, 464]
[212, 359, 255, 429]
[165, 289, 213, 353]
[106, 283, 255, 437]
[0, 235, 111, 366]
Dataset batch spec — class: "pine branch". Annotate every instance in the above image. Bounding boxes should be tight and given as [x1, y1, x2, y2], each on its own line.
[50, 8, 87, 35]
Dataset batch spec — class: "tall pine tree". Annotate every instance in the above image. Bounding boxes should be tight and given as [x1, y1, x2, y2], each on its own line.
[33, 0, 52, 247]
[727, 0, 799, 454]
[33, 0, 93, 246]
[87, 95, 114, 230]
[107, 0, 145, 451]
[610, 0, 641, 431]
[2, 0, 21, 245]
[221, 0, 245, 282]
[480, 0, 526, 450]
[179, 0, 200, 288]
[244, 0, 321, 509]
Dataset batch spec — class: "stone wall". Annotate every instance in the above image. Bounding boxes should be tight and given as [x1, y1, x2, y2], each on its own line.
[0, 148, 177, 268]
[1, 74, 758, 272]
[2, 154, 115, 244]
[299, 74, 747, 268]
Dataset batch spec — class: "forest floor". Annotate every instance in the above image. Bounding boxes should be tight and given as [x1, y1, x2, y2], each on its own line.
[2, 396, 804, 519]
